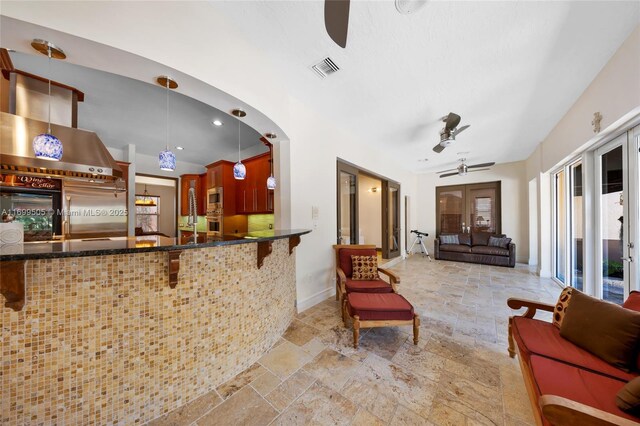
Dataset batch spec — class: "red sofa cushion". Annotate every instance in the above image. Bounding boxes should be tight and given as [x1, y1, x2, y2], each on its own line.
[512, 316, 637, 382]
[530, 355, 639, 423]
[347, 293, 414, 321]
[345, 278, 393, 293]
[339, 248, 377, 278]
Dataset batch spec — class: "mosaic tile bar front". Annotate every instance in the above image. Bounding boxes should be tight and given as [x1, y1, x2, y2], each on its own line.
[0, 239, 296, 425]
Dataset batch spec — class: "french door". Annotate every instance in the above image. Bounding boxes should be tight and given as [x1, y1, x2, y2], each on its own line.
[337, 163, 358, 245]
[435, 181, 501, 235]
[594, 128, 639, 303]
[336, 159, 402, 259]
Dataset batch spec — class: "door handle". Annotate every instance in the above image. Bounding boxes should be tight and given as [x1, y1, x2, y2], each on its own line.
[622, 257, 634, 262]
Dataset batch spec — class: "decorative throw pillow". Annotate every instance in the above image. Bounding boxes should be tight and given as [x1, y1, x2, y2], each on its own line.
[488, 236, 511, 248]
[440, 234, 459, 245]
[351, 255, 378, 280]
[617, 377, 640, 413]
[560, 289, 640, 372]
[553, 287, 573, 329]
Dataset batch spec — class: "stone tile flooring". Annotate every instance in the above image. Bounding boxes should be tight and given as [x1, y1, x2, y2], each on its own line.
[148, 257, 562, 426]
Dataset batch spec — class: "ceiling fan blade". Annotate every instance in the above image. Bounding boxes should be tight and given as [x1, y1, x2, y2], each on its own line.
[325, 0, 350, 48]
[444, 113, 461, 131]
[432, 143, 446, 153]
[439, 172, 460, 178]
[468, 168, 491, 173]
[454, 124, 470, 135]
[437, 168, 457, 174]
[468, 162, 495, 169]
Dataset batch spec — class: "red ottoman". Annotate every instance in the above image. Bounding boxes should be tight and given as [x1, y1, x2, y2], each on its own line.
[344, 293, 420, 348]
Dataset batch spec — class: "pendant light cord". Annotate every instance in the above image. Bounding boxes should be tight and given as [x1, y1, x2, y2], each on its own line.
[238, 119, 241, 162]
[165, 78, 169, 151]
[47, 46, 52, 134]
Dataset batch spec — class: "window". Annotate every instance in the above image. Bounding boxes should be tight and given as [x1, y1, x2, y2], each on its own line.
[135, 195, 160, 233]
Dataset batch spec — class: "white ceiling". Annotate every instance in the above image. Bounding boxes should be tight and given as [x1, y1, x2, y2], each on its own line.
[213, 0, 640, 172]
[9, 51, 268, 165]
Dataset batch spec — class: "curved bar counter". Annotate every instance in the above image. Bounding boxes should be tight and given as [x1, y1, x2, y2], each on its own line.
[0, 230, 309, 425]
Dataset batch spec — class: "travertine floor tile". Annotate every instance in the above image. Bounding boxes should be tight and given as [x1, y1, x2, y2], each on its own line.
[282, 319, 320, 347]
[257, 340, 312, 380]
[274, 382, 358, 425]
[264, 369, 316, 412]
[249, 370, 281, 397]
[216, 363, 265, 399]
[148, 391, 222, 426]
[350, 408, 385, 426]
[302, 348, 361, 391]
[195, 386, 277, 426]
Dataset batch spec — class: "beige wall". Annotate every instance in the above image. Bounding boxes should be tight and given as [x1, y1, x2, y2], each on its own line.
[135, 182, 177, 237]
[416, 161, 529, 263]
[526, 25, 640, 277]
[358, 174, 382, 248]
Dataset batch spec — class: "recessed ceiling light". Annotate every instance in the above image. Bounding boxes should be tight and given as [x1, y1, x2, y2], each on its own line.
[175, 146, 184, 150]
[212, 119, 223, 126]
[265, 132, 277, 139]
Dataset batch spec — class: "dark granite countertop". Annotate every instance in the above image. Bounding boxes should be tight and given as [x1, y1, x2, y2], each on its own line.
[0, 229, 311, 261]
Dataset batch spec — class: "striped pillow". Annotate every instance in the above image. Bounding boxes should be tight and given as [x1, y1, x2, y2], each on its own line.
[488, 236, 511, 248]
[440, 234, 459, 245]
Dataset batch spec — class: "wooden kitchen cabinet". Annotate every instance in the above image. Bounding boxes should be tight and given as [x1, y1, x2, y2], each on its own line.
[205, 161, 237, 216]
[236, 153, 274, 214]
[180, 174, 206, 216]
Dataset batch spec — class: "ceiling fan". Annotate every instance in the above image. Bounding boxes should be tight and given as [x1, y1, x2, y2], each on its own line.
[433, 112, 470, 153]
[437, 159, 495, 178]
[325, 0, 427, 48]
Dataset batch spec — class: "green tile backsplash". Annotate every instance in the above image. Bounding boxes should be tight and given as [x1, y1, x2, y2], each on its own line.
[248, 214, 274, 232]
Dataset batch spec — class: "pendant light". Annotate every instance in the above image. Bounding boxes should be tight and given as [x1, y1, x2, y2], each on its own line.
[135, 185, 157, 206]
[232, 109, 247, 180]
[31, 39, 65, 161]
[265, 132, 277, 190]
[157, 76, 178, 171]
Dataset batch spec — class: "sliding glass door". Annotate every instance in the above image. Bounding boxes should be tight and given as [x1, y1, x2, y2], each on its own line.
[569, 162, 584, 290]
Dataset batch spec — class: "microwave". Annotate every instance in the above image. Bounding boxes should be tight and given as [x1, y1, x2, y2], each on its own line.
[207, 187, 223, 214]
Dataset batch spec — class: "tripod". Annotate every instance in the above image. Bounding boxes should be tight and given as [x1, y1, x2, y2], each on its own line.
[408, 230, 431, 260]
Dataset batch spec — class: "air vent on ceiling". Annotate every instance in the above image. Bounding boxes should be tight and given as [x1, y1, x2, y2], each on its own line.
[311, 57, 340, 79]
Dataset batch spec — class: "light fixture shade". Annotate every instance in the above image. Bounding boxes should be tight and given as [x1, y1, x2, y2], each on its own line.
[159, 149, 176, 171]
[233, 161, 246, 180]
[32, 133, 63, 161]
[267, 175, 277, 190]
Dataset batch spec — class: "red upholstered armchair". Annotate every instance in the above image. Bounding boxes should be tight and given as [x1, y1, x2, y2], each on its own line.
[332, 244, 399, 302]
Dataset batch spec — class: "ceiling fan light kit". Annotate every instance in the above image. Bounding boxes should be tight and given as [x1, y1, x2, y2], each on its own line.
[437, 159, 496, 178]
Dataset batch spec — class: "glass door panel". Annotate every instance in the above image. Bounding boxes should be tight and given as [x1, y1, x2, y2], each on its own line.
[383, 182, 400, 259]
[569, 162, 583, 290]
[555, 170, 567, 283]
[0, 191, 55, 241]
[337, 169, 358, 244]
[598, 142, 625, 304]
[437, 186, 464, 234]
[467, 187, 498, 234]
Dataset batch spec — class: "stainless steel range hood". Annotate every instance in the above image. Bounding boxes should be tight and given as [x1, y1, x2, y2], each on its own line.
[0, 112, 123, 181]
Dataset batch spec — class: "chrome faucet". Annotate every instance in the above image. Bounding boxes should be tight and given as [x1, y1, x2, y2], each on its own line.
[187, 181, 198, 242]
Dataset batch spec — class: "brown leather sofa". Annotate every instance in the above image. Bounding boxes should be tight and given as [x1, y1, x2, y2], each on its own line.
[434, 232, 516, 267]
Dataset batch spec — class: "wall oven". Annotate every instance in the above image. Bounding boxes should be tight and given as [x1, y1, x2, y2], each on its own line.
[207, 187, 223, 215]
[206, 215, 223, 237]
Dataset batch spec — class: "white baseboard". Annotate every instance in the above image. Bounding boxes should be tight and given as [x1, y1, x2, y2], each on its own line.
[297, 286, 335, 313]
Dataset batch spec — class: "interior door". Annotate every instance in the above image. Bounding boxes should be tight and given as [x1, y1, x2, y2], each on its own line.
[382, 181, 401, 259]
[595, 135, 628, 303]
[337, 163, 358, 244]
